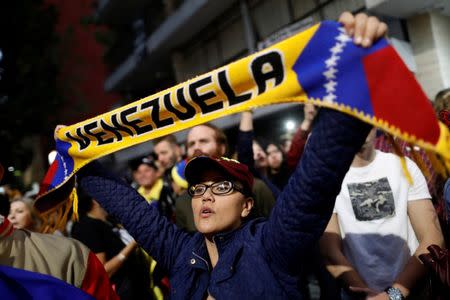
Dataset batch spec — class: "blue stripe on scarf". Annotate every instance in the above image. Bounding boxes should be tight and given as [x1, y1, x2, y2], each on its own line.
[52, 139, 74, 189]
[293, 21, 388, 116]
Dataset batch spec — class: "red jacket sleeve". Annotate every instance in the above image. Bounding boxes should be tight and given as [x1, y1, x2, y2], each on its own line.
[286, 127, 310, 173]
[81, 251, 120, 300]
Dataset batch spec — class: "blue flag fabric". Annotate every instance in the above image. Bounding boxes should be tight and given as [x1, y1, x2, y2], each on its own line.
[0, 265, 94, 300]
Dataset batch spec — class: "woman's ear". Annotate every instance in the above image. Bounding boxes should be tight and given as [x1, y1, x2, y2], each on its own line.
[241, 197, 254, 218]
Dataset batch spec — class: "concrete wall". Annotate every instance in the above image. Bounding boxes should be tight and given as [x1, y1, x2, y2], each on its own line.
[171, 0, 367, 83]
[251, 0, 291, 38]
[407, 12, 450, 99]
[322, 0, 365, 20]
[431, 12, 450, 90]
[171, 0, 449, 99]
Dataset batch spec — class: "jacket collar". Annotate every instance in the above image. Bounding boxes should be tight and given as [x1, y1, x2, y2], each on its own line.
[189, 223, 248, 281]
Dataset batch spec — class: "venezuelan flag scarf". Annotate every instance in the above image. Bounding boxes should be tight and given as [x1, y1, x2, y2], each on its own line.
[36, 21, 450, 223]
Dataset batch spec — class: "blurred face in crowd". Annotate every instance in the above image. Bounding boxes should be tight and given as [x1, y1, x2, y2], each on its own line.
[266, 144, 283, 170]
[8, 200, 34, 230]
[191, 169, 253, 237]
[154, 140, 180, 170]
[252, 141, 268, 169]
[133, 164, 158, 189]
[187, 125, 225, 158]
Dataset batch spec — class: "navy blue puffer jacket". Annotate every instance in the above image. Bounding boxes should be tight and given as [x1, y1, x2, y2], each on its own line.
[79, 109, 371, 299]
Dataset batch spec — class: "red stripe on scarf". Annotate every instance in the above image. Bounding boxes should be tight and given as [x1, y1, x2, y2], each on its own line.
[39, 159, 59, 195]
[363, 46, 439, 144]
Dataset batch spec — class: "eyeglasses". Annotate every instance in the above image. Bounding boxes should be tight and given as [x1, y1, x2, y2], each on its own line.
[188, 181, 244, 197]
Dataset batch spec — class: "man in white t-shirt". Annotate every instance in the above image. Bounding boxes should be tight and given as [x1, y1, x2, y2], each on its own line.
[320, 128, 444, 299]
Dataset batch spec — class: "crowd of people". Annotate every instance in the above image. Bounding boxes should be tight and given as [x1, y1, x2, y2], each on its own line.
[1, 11, 450, 299]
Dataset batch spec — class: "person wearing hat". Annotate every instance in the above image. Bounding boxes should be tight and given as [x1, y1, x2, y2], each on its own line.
[130, 155, 175, 221]
[78, 104, 371, 298]
[130, 156, 161, 203]
[75, 13, 388, 298]
[185, 156, 255, 237]
[178, 122, 276, 232]
[0, 163, 119, 299]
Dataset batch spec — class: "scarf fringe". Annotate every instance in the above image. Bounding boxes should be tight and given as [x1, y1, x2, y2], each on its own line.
[387, 134, 413, 185]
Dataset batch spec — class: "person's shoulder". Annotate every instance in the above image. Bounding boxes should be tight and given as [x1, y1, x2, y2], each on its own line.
[236, 219, 267, 249]
[375, 149, 394, 159]
[27, 230, 90, 255]
[253, 178, 265, 188]
[376, 150, 407, 164]
[28, 230, 80, 243]
[241, 218, 266, 237]
[378, 150, 419, 168]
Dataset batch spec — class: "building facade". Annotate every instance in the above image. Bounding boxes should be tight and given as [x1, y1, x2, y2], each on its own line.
[96, 0, 450, 162]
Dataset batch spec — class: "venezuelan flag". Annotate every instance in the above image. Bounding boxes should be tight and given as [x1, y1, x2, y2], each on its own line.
[36, 21, 449, 218]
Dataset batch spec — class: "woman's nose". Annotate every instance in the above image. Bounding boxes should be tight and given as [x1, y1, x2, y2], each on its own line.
[201, 189, 214, 202]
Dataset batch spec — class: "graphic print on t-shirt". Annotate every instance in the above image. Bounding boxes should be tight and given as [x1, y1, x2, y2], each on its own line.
[348, 177, 395, 221]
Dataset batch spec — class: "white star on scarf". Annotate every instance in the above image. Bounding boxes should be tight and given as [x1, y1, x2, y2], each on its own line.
[325, 80, 337, 93]
[330, 43, 344, 55]
[325, 55, 339, 68]
[324, 93, 337, 102]
[323, 67, 337, 80]
[322, 28, 351, 104]
[336, 33, 352, 43]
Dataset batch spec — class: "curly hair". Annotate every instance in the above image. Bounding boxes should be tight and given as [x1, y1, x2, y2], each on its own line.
[433, 88, 450, 113]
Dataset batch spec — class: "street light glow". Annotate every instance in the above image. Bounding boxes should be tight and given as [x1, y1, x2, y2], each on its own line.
[285, 120, 295, 131]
